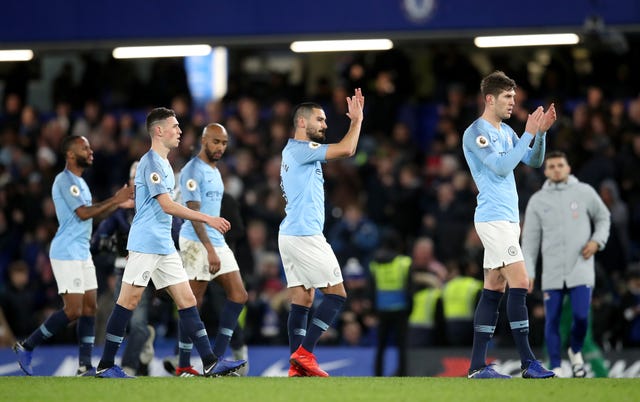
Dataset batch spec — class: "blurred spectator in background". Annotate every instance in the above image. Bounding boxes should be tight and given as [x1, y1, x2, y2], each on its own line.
[328, 202, 380, 268]
[619, 266, 640, 348]
[0, 260, 40, 340]
[408, 272, 443, 347]
[369, 230, 412, 376]
[441, 260, 482, 346]
[408, 237, 447, 283]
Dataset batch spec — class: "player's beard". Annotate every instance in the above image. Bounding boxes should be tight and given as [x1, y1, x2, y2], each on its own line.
[76, 155, 91, 168]
[205, 148, 222, 162]
[307, 127, 326, 143]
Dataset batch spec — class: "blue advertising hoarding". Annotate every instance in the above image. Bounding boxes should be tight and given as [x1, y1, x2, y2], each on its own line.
[1, 345, 639, 377]
[1, 1, 639, 45]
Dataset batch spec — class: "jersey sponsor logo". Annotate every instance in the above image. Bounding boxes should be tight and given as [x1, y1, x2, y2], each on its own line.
[150, 172, 161, 184]
[69, 185, 81, 197]
[475, 135, 489, 148]
[186, 178, 197, 191]
[507, 245, 518, 256]
[570, 201, 578, 210]
[205, 190, 223, 199]
[309, 141, 321, 149]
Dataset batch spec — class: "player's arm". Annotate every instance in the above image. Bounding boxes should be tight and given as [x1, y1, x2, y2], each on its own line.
[521, 134, 546, 168]
[523, 104, 556, 168]
[584, 186, 611, 258]
[325, 88, 365, 160]
[464, 130, 533, 177]
[185, 200, 221, 273]
[156, 193, 230, 234]
[521, 197, 542, 292]
[75, 184, 133, 221]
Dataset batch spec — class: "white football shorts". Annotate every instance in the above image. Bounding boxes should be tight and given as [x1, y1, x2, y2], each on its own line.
[51, 258, 97, 294]
[179, 237, 240, 281]
[278, 234, 343, 289]
[475, 220, 524, 269]
[122, 251, 188, 289]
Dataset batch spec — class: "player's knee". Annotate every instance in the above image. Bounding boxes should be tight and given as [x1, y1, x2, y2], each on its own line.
[82, 304, 97, 316]
[176, 293, 198, 310]
[511, 279, 530, 289]
[229, 288, 248, 304]
[63, 305, 83, 321]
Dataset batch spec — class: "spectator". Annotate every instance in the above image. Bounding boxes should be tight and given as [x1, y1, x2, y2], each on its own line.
[369, 231, 412, 376]
[408, 237, 448, 283]
[328, 203, 380, 268]
[408, 272, 443, 347]
[619, 266, 640, 347]
[0, 260, 40, 339]
[441, 260, 482, 346]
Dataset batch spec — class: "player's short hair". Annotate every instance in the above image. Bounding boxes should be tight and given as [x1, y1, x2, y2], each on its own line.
[545, 150, 567, 160]
[480, 71, 516, 98]
[146, 107, 176, 133]
[292, 102, 323, 127]
[545, 150, 569, 164]
[61, 135, 82, 157]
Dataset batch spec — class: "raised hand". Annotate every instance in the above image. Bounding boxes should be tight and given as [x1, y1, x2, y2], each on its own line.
[346, 88, 365, 122]
[539, 103, 557, 133]
[524, 106, 544, 136]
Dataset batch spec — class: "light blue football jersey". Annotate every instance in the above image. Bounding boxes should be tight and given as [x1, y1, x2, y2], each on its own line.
[462, 118, 545, 223]
[127, 150, 177, 254]
[49, 169, 93, 260]
[178, 157, 225, 247]
[279, 139, 329, 236]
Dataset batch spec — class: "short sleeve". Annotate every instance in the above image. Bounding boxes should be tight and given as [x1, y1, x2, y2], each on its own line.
[291, 141, 329, 164]
[58, 173, 88, 211]
[142, 158, 170, 198]
[180, 164, 202, 203]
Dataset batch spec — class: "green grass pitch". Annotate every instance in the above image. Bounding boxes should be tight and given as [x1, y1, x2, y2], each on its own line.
[0, 377, 637, 402]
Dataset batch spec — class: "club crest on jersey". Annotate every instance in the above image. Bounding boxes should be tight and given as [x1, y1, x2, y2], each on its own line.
[186, 179, 197, 191]
[69, 185, 80, 197]
[150, 172, 161, 184]
[309, 141, 321, 149]
[476, 135, 489, 148]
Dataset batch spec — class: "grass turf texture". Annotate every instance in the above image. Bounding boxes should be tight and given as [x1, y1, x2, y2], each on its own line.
[0, 377, 637, 402]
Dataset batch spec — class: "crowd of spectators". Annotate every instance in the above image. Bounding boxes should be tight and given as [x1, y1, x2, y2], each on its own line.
[1, 45, 640, 352]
